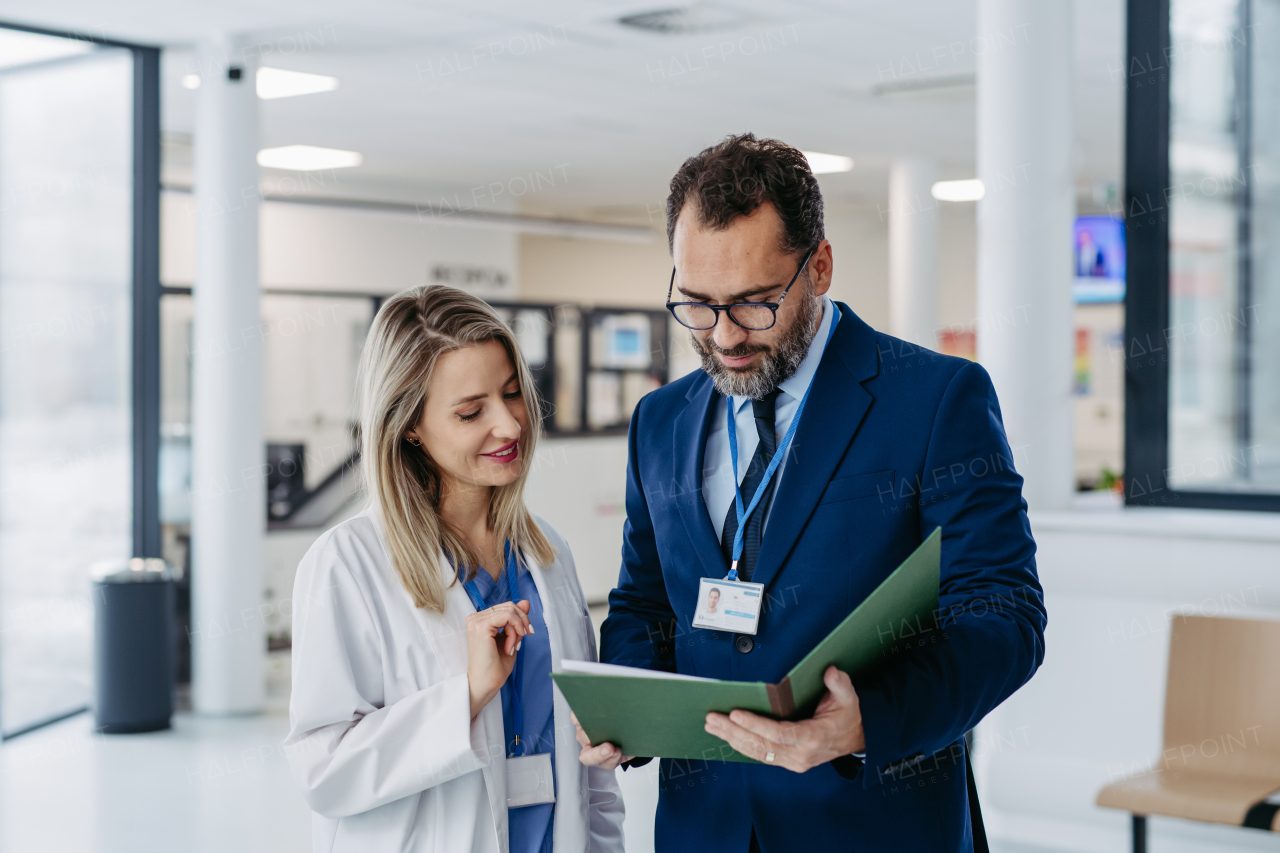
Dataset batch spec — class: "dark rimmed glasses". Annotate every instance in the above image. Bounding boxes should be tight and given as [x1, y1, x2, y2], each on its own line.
[665, 245, 816, 331]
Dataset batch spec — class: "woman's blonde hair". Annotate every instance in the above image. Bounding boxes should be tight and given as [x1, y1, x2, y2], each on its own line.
[356, 284, 555, 611]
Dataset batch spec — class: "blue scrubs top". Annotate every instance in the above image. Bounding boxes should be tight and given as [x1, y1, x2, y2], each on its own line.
[466, 558, 555, 853]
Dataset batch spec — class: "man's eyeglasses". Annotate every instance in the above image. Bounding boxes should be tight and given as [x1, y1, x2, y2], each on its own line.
[665, 246, 816, 331]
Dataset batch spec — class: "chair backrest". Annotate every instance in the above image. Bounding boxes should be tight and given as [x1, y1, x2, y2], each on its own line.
[1163, 614, 1280, 779]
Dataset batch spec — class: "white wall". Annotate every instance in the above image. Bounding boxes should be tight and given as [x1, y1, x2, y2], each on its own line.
[824, 207, 891, 329]
[937, 203, 978, 334]
[162, 190, 519, 296]
[978, 500, 1280, 853]
[523, 436, 630, 604]
[517, 205, 957, 332]
[518, 230, 668, 308]
[825, 201, 977, 336]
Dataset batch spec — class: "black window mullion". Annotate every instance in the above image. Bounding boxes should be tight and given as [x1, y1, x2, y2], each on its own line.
[1124, 0, 1174, 506]
[1234, 0, 1255, 480]
[131, 45, 162, 558]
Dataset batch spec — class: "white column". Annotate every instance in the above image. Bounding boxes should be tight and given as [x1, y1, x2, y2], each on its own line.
[889, 158, 940, 348]
[191, 38, 265, 714]
[975, 0, 1075, 512]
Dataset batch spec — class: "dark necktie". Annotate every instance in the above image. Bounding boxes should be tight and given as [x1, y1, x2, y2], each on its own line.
[720, 388, 781, 582]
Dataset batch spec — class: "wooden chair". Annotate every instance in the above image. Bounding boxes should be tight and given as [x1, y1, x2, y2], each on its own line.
[1096, 614, 1280, 852]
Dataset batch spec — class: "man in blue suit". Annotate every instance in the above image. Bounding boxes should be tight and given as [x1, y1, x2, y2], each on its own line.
[576, 134, 1046, 852]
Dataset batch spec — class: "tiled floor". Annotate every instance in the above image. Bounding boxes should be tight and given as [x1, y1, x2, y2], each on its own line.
[1, 711, 310, 853]
[0, 706, 1082, 853]
[0, 709, 662, 853]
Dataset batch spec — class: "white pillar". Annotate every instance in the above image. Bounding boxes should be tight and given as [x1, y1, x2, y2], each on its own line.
[191, 39, 264, 714]
[889, 158, 940, 348]
[976, 0, 1075, 512]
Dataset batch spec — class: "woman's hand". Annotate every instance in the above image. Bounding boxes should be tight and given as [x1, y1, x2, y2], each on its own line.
[573, 712, 633, 770]
[466, 600, 532, 719]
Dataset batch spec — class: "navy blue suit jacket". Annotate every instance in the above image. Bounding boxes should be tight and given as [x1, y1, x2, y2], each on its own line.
[600, 302, 1046, 853]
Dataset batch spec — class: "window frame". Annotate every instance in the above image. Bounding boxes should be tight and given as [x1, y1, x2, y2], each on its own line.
[1124, 0, 1280, 511]
[0, 20, 160, 739]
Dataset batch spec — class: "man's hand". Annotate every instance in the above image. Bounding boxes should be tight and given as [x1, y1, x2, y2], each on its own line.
[572, 712, 634, 770]
[704, 665, 864, 773]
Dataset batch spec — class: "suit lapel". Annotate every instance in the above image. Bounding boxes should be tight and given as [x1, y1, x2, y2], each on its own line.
[672, 373, 726, 580]
[750, 303, 880, 593]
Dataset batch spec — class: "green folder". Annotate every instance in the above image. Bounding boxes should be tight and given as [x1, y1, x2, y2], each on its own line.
[552, 528, 940, 763]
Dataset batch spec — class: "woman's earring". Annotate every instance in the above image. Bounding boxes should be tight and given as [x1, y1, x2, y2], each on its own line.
[406, 436, 421, 447]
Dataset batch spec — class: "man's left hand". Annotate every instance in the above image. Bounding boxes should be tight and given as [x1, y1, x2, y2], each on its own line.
[704, 665, 864, 773]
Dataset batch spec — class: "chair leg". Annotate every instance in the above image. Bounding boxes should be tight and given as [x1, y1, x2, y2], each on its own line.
[1132, 814, 1147, 853]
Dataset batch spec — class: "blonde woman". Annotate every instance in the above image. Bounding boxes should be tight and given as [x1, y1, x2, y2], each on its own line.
[285, 286, 624, 853]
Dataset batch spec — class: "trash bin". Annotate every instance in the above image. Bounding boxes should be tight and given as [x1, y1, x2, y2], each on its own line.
[91, 557, 175, 734]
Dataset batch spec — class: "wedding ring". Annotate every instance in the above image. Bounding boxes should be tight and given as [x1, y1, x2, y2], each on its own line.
[764, 752, 775, 764]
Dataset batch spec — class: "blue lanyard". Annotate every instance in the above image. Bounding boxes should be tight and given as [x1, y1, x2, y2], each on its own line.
[460, 542, 528, 757]
[726, 305, 840, 581]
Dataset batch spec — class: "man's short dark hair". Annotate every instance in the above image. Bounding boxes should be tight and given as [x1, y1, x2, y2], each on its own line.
[666, 133, 825, 256]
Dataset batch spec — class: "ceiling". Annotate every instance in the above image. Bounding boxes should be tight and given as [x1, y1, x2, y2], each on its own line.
[0, 0, 1125, 222]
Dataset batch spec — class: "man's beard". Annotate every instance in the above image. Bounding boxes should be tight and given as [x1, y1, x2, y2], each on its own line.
[691, 283, 821, 400]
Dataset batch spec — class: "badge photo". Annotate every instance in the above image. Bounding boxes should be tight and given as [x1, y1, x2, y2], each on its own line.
[691, 576, 764, 635]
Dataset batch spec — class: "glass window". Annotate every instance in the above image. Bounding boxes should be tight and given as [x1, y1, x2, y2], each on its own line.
[0, 30, 134, 735]
[1251, 0, 1280, 487]
[1166, 0, 1280, 493]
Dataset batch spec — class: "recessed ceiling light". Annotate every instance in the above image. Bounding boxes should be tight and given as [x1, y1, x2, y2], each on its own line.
[931, 179, 985, 202]
[181, 74, 201, 89]
[257, 145, 362, 171]
[802, 151, 854, 174]
[256, 67, 339, 100]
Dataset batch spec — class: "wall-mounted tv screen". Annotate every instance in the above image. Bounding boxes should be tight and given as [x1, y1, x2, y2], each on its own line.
[1074, 215, 1126, 303]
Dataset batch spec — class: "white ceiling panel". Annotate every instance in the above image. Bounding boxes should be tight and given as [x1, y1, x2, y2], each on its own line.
[0, 0, 1125, 217]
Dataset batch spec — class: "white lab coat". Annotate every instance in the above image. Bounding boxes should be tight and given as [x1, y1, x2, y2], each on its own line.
[284, 507, 625, 853]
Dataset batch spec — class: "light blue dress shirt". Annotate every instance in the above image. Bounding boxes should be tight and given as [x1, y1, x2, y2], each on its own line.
[702, 295, 839, 540]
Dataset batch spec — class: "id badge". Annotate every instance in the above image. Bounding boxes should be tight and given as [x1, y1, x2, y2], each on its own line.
[506, 752, 555, 808]
[691, 576, 764, 635]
